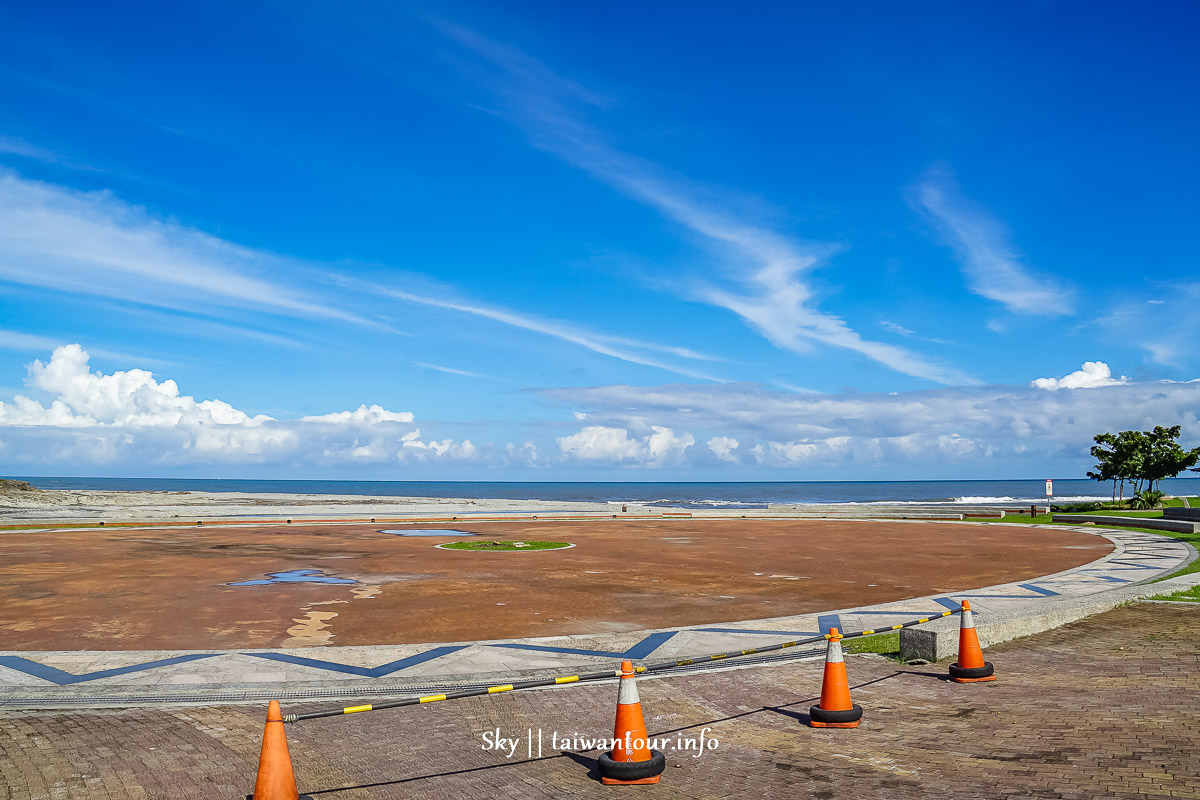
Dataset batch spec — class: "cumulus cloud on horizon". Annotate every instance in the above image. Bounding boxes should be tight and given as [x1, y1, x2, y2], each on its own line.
[4, 347, 1199, 475]
[0, 345, 476, 466]
[557, 425, 695, 465]
[542, 367, 1200, 472]
[1031, 361, 1129, 391]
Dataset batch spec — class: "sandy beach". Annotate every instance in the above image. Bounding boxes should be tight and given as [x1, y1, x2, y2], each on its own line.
[0, 484, 656, 522]
[0, 482, 1029, 523]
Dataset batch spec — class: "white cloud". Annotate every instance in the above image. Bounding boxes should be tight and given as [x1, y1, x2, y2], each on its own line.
[707, 435, 739, 462]
[504, 440, 538, 465]
[1088, 285, 1200, 368]
[702, 258, 976, 385]
[915, 168, 1075, 316]
[557, 424, 693, 465]
[434, 25, 972, 386]
[1032, 361, 1129, 390]
[0, 169, 366, 325]
[365, 283, 723, 382]
[0, 345, 477, 466]
[542, 376, 1200, 473]
[557, 426, 644, 462]
[301, 404, 415, 424]
[414, 361, 508, 381]
[646, 426, 695, 463]
[0, 328, 167, 365]
[0, 136, 101, 172]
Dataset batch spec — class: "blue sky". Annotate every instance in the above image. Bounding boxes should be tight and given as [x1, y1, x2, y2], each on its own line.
[1, 1, 1198, 480]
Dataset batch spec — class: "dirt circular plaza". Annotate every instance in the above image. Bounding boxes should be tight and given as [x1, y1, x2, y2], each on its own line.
[0, 519, 1112, 651]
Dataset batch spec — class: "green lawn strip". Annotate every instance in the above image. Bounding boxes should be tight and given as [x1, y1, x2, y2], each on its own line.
[843, 631, 900, 657]
[1150, 584, 1200, 602]
[439, 540, 571, 551]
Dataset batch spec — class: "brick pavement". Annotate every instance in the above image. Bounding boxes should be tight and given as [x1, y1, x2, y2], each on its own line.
[2, 602, 1198, 800]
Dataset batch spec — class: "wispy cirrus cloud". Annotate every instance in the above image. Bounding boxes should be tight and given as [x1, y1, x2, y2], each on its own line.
[1086, 284, 1200, 368]
[414, 361, 512, 382]
[363, 283, 725, 382]
[432, 22, 974, 385]
[0, 169, 369, 327]
[879, 320, 954, 346]
[1, 166, 724, 382]
[0, 328, 170, 366]
[914, 167, 1075, 316]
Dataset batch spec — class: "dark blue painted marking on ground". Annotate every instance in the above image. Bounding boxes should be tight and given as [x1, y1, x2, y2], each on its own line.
[843, 609, 952, 616]
[229, 569, 357, 586]
[245, 646, 468, 677]
[377, 529, 475, 537]
[489, 631, 677, 660]
[932, 597, 965, 610]
[1018, 583, 1061, 596]
[1082, 573, 1131, 583]
[927, 592, 1059, 601]
[695, 628, 820, 637]
[1104, 560, 1164, 570]
[0, 654, 218, 686]
[816, 614, 842, 635]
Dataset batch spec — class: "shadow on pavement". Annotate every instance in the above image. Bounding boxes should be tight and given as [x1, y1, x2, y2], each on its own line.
[306, 671, 908, 794]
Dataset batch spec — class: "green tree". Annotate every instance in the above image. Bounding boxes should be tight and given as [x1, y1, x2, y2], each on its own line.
[1087, 426, 1200, 504]
[1141, 425, 1200, 493]
[1086, 432, 1120, 503]
[1088, 430, 1143, 504]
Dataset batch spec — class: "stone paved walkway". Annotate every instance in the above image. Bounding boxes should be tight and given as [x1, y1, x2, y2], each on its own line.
[2, 602, 1198, 799]
[0, 524, 1190, 703]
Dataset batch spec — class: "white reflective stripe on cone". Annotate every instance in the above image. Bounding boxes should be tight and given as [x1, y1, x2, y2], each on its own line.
[961, 607, 976, 629]
[617, 673, 641, 705]
[825, 638, 844, 664]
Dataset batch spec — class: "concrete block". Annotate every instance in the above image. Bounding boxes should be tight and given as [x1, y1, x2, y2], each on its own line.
[1164, 507, 1200, 521]
[899, 572, 1200, 662]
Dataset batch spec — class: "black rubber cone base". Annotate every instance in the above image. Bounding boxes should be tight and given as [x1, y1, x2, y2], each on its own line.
[809, 703, 863, 727]
[598, 749, 667, 784]
[949, 661, 995, 681]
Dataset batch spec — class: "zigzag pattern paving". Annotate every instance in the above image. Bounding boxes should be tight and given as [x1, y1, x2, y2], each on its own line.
[2, 603, 1197, 799]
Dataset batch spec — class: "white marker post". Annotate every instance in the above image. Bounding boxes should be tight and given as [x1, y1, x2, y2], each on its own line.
[1045, 478, 1053, 516]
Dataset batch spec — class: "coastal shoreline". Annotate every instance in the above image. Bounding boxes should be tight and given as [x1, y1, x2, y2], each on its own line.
[0, 486, 1064, 523]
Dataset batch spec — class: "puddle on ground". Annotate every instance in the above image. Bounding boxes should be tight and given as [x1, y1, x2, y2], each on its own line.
[377, 529, 476, 537]
[228, 569, 358, 586]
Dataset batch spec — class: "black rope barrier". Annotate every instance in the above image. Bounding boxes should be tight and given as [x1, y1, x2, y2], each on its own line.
[284, 606, 963, 723]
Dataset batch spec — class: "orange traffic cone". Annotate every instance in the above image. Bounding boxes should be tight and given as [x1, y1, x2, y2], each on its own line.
[250, 701, 310, 800]
[808, 628, 863, 728]
[597, 660, 666, 785]
[949, 600, 995, 683]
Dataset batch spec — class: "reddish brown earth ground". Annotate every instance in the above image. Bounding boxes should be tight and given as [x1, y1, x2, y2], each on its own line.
[0, 519, 1110, 650]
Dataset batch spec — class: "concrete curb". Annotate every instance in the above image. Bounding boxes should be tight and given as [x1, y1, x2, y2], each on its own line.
[1051, 514, 1199, 533]
[899, 571, 1200, 661]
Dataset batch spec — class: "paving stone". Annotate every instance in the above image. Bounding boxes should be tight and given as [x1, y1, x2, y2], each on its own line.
[2, 602, 1198, 799]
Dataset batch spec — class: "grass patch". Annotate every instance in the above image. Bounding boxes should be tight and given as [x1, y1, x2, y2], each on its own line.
[439, 540, 571, 552]
[843, 631, 900, 657]
[1150, 584, 1200, 602]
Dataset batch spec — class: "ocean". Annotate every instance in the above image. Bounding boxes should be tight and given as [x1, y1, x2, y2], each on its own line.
[10, 476, 1200, 510]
